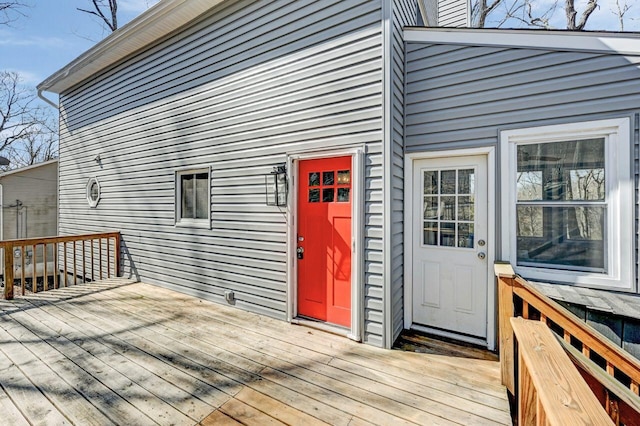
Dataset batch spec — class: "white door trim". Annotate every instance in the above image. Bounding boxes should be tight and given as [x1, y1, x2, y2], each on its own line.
[404, 146, 496, 350]
[286, 146, 365, 342]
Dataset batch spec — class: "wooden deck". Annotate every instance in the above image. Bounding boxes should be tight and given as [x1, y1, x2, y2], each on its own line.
[0, 278, 511, 425]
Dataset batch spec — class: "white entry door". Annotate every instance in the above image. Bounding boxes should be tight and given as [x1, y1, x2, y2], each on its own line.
[412, 155, 488, 339]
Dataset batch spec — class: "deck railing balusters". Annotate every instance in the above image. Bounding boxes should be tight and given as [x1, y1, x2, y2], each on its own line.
[1, 232, 121, 299]
[20, 244, 25, 295]
[106, 238, 110, 279]
[43, 243, 48, 291]
[99, 238, 103, 280]
[496, 262, 640, 424]
[53, 242, 58, 289]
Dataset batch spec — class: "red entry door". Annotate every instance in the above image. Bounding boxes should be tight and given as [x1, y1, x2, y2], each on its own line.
[297, 156, 352, 327]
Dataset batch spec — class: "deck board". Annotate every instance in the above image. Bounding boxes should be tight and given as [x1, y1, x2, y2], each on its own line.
[0, 279, 511, 425]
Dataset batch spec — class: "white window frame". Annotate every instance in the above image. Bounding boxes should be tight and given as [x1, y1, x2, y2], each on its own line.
[86, 177, 101, 208]
[500, 118, 633, 291]
[175, 167, 211, 228]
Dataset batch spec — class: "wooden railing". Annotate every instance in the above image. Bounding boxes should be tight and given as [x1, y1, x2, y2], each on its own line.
[511, 317, 613, 425]
[2, 232, 121, 300]
[496, 263, 640, 425]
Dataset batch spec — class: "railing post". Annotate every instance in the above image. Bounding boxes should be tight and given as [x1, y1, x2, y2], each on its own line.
[114, 232, 121, 278]
[495, 262, 516, 395]
[4, 244, 14, 300]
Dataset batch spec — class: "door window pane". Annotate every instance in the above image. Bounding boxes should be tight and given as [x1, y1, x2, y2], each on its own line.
[323, 171, 334, 186]
[424, 171, 438, 195]
[458, 223, 474, 248]
[422, 168, 476, 249]
[458, 169, 474, 194]
[440, 223, 455, 247]
[322, 188, 334, 202]
[309, 172, 320, 187]
[440, 170, 456, 194]
[458, 196, 474, 221]
[337, 170, 351, 184]
[424, 222, 438, 246]
[337, 188, 350, 202]
[308, 189, 320, 203]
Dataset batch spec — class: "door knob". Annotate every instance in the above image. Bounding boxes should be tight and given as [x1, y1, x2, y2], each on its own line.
[478, 239, 485, 247]
[477, 252, 486, 260]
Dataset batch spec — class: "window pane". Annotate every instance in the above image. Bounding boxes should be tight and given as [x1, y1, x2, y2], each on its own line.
[309, 172, 320, 187]
[308, 189, 320, 203]
[424, 171, 438, 194]
[458, 223, 474, 248]
[181, 175, 194, 219]
[517, 171, 543, 201]
[337, 170, 350, 185]
[441, 196, 455, 220]
[517, 138, 605, 201]
[440, 222, 455, 247]
[458, 196, 474, 221]
[322, 188, 334, 202]
[323, 171, 334, 186]
[458, 169, 474, 194]
[337, 188, 350, 202]
[516, 205, 606, 270]
[440, 170, 456, 194]
[423, 196, 438, 220]
[424, 222, 438, 246]
[195, 173, 208, 219]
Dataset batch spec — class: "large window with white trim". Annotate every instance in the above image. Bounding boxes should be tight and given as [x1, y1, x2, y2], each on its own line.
[501, 118, 633, 290]
[176, 168, 210, 227]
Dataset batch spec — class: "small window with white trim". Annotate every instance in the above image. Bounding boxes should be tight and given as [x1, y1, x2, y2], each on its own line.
[176, 168, 210, 227]
[501, 118, 633, 290]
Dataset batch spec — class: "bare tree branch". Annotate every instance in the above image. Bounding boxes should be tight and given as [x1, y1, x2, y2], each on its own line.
[612, 0, 632, 31]
[0, 1, 28, 26]
[0, 71, 55, 160]
[77, 0, 118, 32]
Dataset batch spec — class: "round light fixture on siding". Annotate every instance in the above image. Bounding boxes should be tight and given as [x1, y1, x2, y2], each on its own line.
[86, 177, 101, 208]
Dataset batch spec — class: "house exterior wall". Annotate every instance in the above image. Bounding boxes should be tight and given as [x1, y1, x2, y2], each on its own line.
[437, 0, 468, 27]
[58, 0, 387, 345]
[389, 0, 418, 345]
[405, 41, 640, 290]
[1, 161, 58, 241]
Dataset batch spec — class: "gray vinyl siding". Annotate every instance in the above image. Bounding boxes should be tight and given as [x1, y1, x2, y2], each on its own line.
[421, 0, 438, 26]
[437, 0, 468, 27]
[389, 0, 417, 345]
[405, 42, 640, 289]
[58, 0, 386, 344]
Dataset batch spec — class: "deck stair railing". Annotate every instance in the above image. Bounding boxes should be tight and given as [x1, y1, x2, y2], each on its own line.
[495, 263, 640, 425]
[2, 232, 121, 300]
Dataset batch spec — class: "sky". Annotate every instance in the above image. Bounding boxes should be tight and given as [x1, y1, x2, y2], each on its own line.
[0, 0, 638, 96]
[0, 0, 159, 89]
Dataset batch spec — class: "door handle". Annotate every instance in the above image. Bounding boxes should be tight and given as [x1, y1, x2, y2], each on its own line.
[477, 252, 486, 260]
[296, 247, 304, 260]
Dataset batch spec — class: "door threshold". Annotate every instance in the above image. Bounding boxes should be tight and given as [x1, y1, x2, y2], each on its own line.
[292, 317, 350, 337]
[410, 324, 488, 348]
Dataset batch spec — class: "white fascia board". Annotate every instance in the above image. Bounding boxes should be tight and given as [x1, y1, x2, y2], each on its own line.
[403, 27, 640, 55]
[38, 0, 227, 94]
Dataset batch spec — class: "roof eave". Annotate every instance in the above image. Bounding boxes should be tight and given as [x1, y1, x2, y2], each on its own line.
[403, 27, 640, 55]
[38, 0, 225, 95]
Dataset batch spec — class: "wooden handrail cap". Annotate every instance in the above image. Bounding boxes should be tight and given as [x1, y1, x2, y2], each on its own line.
[494, 262, 515, 279]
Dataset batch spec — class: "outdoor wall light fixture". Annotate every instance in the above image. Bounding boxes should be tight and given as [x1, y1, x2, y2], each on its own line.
[265, 164, 287, 207]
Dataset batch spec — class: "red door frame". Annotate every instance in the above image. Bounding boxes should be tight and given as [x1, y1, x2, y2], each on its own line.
[287, 149, 364, 342]
[296, 156, 352, 327]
